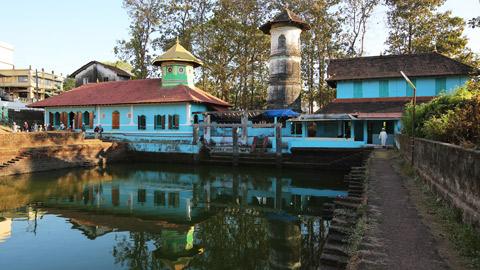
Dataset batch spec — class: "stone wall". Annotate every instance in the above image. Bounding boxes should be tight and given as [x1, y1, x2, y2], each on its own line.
[0, 132, 127, 176]
[0, 143, 127, 176]
[396, 134, 480, 226]
[0, 132, 84, 148]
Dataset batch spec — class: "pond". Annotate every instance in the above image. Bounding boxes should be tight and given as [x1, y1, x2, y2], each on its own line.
[0, 162, 348, 270]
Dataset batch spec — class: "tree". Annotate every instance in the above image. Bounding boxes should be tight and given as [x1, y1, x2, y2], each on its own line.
[102, 61, 133, 74]
[114, 0, 164, 79]
[63, 78, 75, 91]
[384, 0, 468, 57]
[340, 0, 379, 57]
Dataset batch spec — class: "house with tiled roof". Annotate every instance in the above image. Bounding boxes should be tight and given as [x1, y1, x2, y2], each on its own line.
[286, 52, 476, 148]
[69, 61, 132, 88]
[28, 41, 231, 158]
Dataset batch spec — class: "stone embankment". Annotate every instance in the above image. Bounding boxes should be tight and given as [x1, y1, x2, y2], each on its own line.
[0, 132, 127, 176]
[320, 157, 370, 270]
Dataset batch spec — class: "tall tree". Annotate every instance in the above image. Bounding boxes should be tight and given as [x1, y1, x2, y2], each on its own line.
[384, 0, 468, 57]
[340, 0, 379, 56]
[114, 0, 164, 79]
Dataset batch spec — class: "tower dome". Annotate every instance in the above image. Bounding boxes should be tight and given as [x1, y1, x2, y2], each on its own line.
[260, 8, 311, 111]
[152, 39, 202, 88]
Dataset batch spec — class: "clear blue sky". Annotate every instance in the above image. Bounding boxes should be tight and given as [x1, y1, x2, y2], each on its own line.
[1, 0, 479, 76]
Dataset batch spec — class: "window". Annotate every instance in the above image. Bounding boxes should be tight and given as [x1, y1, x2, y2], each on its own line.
[354, 82, 363, 98]
[35, 77, 42, 84]
[103, 77, 109, 82]
[291, 122, 302, 135]
[406, 79, 416, 96]
[112, 110, 120, 129]
[435, 78, 446, 95]
[82, 78, 89, 85]
[138, 115, 146, 130]
[278, 34, 286, 50]
[54, 81, 62, 88]
[154, 114, 165, 129]
[18, 76, 28, 83]
[45, 79, 52, 86]
[168, 114, 179, 129]
[379, 80, 389, 97]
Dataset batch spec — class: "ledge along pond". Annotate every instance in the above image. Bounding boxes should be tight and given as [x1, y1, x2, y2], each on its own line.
[0, 162, 349, 269]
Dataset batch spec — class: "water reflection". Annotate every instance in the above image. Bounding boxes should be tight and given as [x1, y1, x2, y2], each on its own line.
[0, 163, 348, 269]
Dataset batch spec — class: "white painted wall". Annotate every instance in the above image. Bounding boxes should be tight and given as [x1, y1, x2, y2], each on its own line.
[0, 41, 14, 69]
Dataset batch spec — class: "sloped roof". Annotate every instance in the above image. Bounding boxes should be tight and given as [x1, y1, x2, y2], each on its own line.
[69, 61, 132, 78]
[27, 79, 231, 108]
[259, 8, 311, 34]
[316, 97, 435, 115]
[326, 53, 477, 87]
[152, 40, 202, 68]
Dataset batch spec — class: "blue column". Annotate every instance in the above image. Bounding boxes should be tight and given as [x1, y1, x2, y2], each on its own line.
[350, 121, 355, 140]
[302, 122, 308, 138]
[363, 121, 368, 144]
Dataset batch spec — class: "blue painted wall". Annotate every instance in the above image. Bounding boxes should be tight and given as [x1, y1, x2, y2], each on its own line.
[336, 76, 467, 99]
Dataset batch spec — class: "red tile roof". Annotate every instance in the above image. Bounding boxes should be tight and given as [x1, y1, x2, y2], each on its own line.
[327, 53, 477, 87]
[27, 79, 232, 108]
[316, 96, 435, 114]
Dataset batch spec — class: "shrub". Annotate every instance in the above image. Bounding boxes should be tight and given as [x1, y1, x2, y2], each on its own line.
[401, 82, 480, 148]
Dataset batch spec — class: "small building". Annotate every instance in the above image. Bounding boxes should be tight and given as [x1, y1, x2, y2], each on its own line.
[0, 66, 64, 102]
[69, 61, 132, 88]
[28, 41, 231, 159]
[285, 52, 476, 148]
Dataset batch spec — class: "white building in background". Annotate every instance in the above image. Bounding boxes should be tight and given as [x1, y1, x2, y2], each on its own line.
[0, 41, 14, 69]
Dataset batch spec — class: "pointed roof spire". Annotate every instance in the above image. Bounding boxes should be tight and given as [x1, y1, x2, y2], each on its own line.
[152, 40, 202, 67]
[259, 7, 311, 35]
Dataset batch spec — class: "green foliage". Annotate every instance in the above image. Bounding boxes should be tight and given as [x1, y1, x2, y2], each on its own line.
[421, 182, 480, 267]
[384, 0, 468, 57]
[401, 83, 480, 147]
[102, 61, 133, 74]
[63, 78, 75, 91]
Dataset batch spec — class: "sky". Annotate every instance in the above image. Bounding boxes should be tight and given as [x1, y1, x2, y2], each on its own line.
[1, 0, 479, 77]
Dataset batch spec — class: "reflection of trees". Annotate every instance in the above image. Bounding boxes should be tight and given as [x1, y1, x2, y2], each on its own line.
[192, 212, 269, 269]
[112, 232, 163, 269]
[300, 217, 327, 269]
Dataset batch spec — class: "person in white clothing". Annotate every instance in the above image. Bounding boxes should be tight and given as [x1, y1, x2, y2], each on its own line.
[379, 127, 388, 148]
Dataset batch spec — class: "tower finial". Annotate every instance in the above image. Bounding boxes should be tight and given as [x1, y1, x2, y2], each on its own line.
[176, 37, 179, 44]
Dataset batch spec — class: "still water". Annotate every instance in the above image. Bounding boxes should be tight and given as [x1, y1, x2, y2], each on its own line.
[0, 162, 348, 270]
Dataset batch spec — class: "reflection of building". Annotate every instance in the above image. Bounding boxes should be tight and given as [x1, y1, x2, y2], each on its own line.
[45, 169, 347, 223]
[153, 226, 203, 270]
[0, 218, 12, 243]
[266, 213, 301, 269]
[0, 67, 64, 102]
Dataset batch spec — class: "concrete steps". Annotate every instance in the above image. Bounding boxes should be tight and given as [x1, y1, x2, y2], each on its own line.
[0, 150, 34, 170]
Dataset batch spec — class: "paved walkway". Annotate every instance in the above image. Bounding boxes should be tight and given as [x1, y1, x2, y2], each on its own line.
[354, 149, 451, 270]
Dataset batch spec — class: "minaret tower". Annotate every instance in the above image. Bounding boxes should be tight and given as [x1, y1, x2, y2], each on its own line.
[152, 39, 202, 88]
[260, 7, 311, 111]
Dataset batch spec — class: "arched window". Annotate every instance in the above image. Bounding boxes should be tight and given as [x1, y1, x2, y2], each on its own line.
[54, 112, 60, 126]
[112, 110, 120, 129]
[138, 115, 146, 130]
[83, 111, 90, 128]
[278, 34, 286, 50]
[69, 111, 75, 129]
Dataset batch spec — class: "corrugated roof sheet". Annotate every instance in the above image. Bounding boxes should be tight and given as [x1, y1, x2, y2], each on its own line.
[326, 53, 476, 87]
[26, 79, 231, 108]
